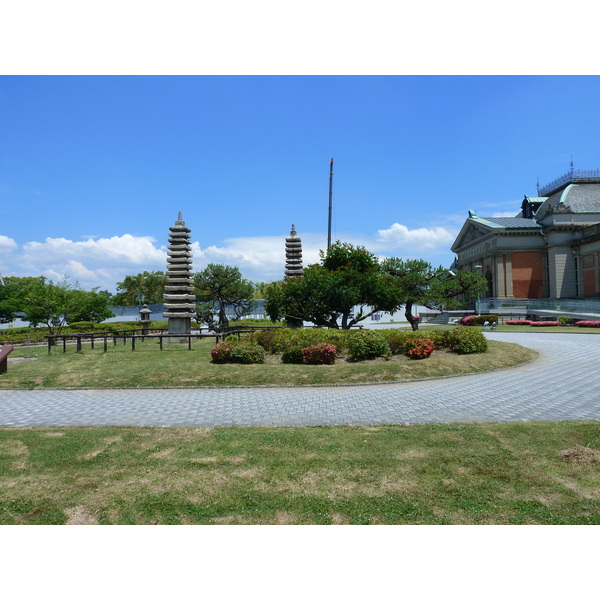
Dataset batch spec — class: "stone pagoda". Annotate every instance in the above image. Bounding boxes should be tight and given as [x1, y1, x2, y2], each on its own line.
[163, 212, 196, 339]
[284, 224, 303, 278]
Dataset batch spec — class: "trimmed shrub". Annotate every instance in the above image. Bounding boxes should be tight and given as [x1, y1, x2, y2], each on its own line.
[575, 321, 600, 328]
[281, 346, 304, 364]
[229, 343, 265, 364]
[461, 314, 498, 326]
[404, 338, 434, 359]
[530, 321, 561, 327]
[505, 320, 532, 325]
[449, 327, 488, 354]
[347, 330, 391, 361]
[557, 316, 575, 326]
[250, 329, 280, 352]
[270, 328, 297, 353]
[426, 330, 454, 349]
[302, 343, 337, 365]
[379, 330, 409, 354]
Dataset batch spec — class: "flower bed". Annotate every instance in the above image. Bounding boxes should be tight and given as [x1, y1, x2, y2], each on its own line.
[529, 321, 561, 327]
[575, 321, 600, 327]
[505, 320, 532, 325]
[302, 342, 337, 365]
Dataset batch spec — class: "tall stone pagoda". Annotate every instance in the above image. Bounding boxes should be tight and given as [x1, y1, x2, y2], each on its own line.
[163, 212, 196, 339]
[285, 224, 303, 278]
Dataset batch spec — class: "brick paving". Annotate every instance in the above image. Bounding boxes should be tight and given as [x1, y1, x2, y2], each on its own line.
[0, 332, 598, 428]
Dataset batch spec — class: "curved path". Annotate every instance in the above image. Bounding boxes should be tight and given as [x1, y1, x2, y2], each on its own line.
[0, 332, 598, 428]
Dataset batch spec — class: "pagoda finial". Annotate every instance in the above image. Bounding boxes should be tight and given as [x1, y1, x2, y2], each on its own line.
[536, 177, 540, 195]
[570, 155, 574, 177]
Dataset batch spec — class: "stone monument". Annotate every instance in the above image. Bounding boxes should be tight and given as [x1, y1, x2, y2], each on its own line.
[163, 212, 196, 340]
[285, 224, 303, 278]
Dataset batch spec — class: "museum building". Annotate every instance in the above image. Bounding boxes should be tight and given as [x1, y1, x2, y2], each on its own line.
[451, 169, 600, 300]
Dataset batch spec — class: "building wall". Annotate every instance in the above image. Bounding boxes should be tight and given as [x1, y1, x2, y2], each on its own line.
[547, 246, 577, 298]
[511, 251, 545, 298]
[583, 252, 600, 297]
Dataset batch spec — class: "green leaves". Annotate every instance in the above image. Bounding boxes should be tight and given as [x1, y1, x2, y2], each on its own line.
[266, 244, 404, 329]
[194, 264, 256, 329]
[113, 271, 166, 306]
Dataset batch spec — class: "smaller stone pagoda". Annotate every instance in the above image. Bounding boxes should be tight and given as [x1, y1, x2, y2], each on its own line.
[163, 212, 196, 340]
[285, 224, 303, 278]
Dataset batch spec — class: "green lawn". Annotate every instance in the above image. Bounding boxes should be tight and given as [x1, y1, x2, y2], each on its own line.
[0, 421, 597, 524]
[1, 337, 537, 388]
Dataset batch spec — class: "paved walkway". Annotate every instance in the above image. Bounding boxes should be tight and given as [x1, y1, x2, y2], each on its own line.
[0, 332, 598, 428]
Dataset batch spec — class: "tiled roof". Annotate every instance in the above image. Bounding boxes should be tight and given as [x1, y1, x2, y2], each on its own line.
[536, 183, 600, 220]
[477, 216, 541, 229]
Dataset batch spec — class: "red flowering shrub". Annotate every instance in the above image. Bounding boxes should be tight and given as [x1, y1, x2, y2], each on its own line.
[459, 315, 478, 326]
[505, 320, 532, 325]
[404, 338, 434, 359]
[459, 314, 498, 326]
[530, 321, 561, 327]
[211, 341, 234, 363]
[302, 342, 337, 365]
[211, 340, 265, 364]
[575, 321, 600, 327]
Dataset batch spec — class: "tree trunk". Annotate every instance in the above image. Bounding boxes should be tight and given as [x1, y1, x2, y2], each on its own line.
[405, 300, 419, 331]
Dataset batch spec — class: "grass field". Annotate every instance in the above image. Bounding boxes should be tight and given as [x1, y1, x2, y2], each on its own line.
[1, 337, 538, 388]
[0, 421, 597, 525]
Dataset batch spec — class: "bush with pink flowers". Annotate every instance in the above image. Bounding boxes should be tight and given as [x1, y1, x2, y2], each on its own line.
[302, 342, 337, 365]
[529, 321, 561, 327]
[575, 321, 600, 327]
[505, 320, 532, 325]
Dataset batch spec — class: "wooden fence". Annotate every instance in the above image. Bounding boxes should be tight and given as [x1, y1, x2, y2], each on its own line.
[44, 325, 279, 354]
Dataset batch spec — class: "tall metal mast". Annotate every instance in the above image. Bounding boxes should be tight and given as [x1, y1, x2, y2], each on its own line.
[327, 157, 334, 249]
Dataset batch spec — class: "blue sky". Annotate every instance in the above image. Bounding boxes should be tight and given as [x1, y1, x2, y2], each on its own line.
[2, 75, 600, 292]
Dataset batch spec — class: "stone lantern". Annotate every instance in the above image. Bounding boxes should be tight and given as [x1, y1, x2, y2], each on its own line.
[139, 304, 152, 336]
[163, 212, 196, 341]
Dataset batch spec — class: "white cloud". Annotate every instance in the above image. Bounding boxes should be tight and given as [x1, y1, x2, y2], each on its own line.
[376, 223, 455, 250]
[0, 235, 17, 252]
[2, 222, 461, 292]
[22, 234, 166, 265]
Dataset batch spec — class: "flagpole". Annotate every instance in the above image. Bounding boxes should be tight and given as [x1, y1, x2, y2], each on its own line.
[327, 157, 334, 249]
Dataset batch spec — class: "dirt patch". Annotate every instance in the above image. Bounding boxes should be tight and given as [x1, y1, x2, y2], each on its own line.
[330, 512, 349, 525]
[82, 436, 122, 460]
[150, 448, 176, 459]
[65, 505, 99, 525]
[559, 446, 600, 466]
[0, 439, 29, 469]
[7, 357, 39, 364]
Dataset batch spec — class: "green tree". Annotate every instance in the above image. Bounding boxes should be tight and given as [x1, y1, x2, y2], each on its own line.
[380, 258, 488, 330]
[265, 242, 404, 329]
[21, 279, 74, 335]
[0, 276, 46, 324]
[19, 279, 115, 334]
[112, 271, 166, 306]
[193, 264, 256, 330]
[67, 288, 115, 323]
